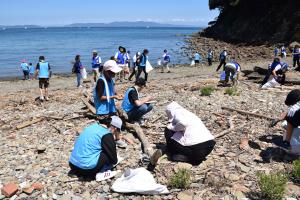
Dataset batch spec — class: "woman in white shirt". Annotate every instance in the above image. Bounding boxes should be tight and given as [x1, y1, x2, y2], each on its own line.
[164, 102, 215, 164]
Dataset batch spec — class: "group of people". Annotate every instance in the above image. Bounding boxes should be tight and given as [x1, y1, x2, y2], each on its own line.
[68, 58, 216, 179]
[20, 60, 35, 80]
[274, 45, 300, 70]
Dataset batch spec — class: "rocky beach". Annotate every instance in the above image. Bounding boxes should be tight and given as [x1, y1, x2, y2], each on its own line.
[1, 56, 300, 199]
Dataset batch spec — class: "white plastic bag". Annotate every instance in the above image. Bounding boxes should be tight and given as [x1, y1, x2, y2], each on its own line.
[80, 67, 87, 80]
[112, 168, 169, 195]
[261, 78, 279, 89]
[190, 60, 195, 66]
[146, 60, 153, 73]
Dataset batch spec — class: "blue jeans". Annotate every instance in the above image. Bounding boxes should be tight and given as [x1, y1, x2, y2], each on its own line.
[76, 73, 81, 87]
[127, 103, 153, 122]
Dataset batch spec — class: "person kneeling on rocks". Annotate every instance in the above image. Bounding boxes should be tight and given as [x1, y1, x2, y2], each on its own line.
[261, 59, 288, 89]
[122, 78, 153, 124]
[69, 116, 122, 180]
[223, 61, 241, 86]
[164, 102, 216, 165]
[274, 89, 300, 149]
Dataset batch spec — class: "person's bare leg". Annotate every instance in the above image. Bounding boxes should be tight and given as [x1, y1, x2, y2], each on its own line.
[285, 122, 294, 142]
[39, 88, 44, 100]
[45, 88, 49, 100]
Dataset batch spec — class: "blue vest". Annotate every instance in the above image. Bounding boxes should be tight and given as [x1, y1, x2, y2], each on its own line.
[38, 62, 49, 78]
[116, 51, 125, 64]
[69, 123, 110, 169]
[220, 52, 226, 60]
[94, 76, 116, 115]
[140, 54, 147, 67]
[269, 61, 280, 71]
[164, 54, 171, 62]
[21, 63, 29, 71]
[122, 87, 136, 112]
[194, 53, 201, 61]
[92, 56, 101, 68]
[29, 65, 35, 74]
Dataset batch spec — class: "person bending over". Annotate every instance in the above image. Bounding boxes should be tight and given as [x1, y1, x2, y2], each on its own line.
[224, 61, 241, 86]
[164, 102, 215, 165]
[122, 78, 153, 124]
[69, 116, 122, 179]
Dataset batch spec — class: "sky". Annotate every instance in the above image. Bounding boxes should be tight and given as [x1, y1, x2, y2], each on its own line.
[0, 0, 219, 26]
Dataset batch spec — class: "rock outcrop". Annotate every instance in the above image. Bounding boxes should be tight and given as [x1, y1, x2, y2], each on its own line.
[202, 0, 300, 44]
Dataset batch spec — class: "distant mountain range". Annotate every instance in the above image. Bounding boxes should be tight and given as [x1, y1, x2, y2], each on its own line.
[0, 21, 198, 29]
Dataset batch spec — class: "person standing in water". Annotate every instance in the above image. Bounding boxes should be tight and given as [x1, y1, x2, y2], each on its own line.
[20, 59, 29, 80]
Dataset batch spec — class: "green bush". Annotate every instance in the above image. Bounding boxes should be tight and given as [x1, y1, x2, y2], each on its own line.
[291, 159, 300, 182]
[257, 172, 287, 200]
[200, 86, 215, 96]
[224, 87, 239, 96]
[169, 169, 191, 189]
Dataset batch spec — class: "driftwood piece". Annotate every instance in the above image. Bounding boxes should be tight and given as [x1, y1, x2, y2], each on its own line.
[221, 106, 274, 120]
[116, 107, 153, 156]
[16, 118, 44, 130]
[81, 97, 96, 115]
[215, 116, 246, 139]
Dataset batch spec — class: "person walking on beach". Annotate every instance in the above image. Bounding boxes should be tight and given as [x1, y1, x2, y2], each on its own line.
[194, 52, 202, 67]
[128, 52, 141, 81]
[92, 50, 102, 83]
[115, 46, 127, 82]
[73, 55, 83, 87]
[122, 77, 154, 124]
[216, 49, 227, 71]
[207, 49, 213, 66]
[20, 59, 29, 80]
[281, 45, 287, 59]
[35, 56, 51, 101]
[161, 49, 171, 73]
[29, 63, 35, 80]
[136, 49, 149, 82]
[292, 45, 300, 71]
[274, 47, 279, 57]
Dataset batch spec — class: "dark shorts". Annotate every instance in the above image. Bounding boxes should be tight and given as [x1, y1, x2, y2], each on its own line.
[195, 60, 200, 64]
[286, 110, 300, 128]
[39, 78, 49, 89]
[23, 70, 29, 76]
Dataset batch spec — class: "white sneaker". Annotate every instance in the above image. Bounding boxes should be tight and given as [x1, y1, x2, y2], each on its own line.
[45, 96, 49, 101]
[40, 96, 44, 101]
[96, 170, 119, 182]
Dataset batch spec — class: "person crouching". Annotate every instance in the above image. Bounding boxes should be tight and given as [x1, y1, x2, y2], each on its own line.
[69, 116, 122, 179]
[164, 102, 216, 165]
[224, 61, 241, 86]
[122, 78, 153, 124]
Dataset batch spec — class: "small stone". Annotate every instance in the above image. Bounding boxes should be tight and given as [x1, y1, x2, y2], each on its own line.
[224, 173, 240, 181]
[177, 191, 194, 200]
[286, 183, 300, 196]
[103, 185, 110, 193]
[174, 163, 192, 172]
[239, 137, 250, 150]
[60, 194, 72, 200]
[52, 193, 58, 199]
[32, 182, 44, 191]
[23, 186, 34, 195]
[1, 183, 18, 198]
[234, 191, 245, 200]
[37, 144, 46, 153]
[40, 168, 49, 175]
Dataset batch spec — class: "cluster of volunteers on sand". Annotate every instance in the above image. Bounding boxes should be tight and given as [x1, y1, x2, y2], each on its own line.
[15, 43, 300, 192]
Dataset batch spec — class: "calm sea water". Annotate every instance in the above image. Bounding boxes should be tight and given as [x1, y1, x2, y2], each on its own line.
[0, 27, 199, 77]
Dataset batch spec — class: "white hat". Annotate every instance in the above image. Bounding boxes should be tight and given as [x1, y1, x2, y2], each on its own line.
[103, 60, 122, 73]
[111, 116, 122, 129]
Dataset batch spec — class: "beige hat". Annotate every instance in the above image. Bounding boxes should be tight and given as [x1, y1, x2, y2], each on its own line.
[103, 60, 122, 73]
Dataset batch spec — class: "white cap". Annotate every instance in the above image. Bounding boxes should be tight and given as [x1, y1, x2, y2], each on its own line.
[111, 116, 122, 129]
[103, 60, 122, 73]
